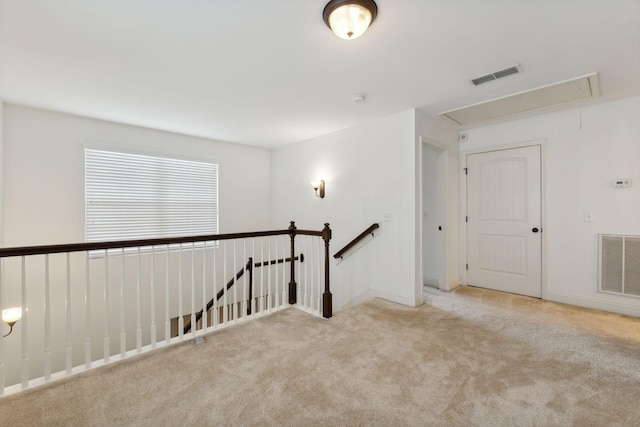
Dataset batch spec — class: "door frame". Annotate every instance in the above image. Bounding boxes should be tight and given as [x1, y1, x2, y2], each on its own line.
[418, 137, 449, 293]
[460, 139, 548, 299]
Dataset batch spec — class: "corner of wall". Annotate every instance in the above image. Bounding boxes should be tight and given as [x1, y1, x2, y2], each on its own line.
[0, 100, 4, 248]
[373, 288, 423, 308]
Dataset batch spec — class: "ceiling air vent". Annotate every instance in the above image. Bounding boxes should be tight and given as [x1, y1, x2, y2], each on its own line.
[471, 65, 521, 86]
[440, 73, 600, 126]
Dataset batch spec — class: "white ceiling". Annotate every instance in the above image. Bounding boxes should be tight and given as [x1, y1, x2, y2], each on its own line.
[1, 0, 638, 149]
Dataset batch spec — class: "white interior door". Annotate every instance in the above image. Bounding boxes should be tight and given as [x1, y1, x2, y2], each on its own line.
[467, 145, 542, 298]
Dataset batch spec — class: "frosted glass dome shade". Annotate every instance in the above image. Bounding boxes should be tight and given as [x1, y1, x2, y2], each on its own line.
[323, 0, 377, 40]
[2, 307, 21, 325]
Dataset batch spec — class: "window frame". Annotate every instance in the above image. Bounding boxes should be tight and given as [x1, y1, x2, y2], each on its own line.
[84, 147, 219, 253]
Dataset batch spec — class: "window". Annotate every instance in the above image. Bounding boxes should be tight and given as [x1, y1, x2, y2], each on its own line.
[85, 148, 218, 244]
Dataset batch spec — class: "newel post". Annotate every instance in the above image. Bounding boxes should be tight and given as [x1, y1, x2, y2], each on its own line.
[322, 223, 332, 318]
[288, 221, 297, 305]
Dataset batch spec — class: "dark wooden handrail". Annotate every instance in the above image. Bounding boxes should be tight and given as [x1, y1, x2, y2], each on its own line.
[183, 254, 304, 334]
[333, 223, 380, 259]
[0, 229, 293, 258]
[253, 253, 304, 268]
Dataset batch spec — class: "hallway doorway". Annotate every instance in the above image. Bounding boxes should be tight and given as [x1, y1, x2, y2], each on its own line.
[421, 139, 448, 291]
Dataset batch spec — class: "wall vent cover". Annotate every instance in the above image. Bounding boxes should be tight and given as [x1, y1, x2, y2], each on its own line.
[599, 234, 640, 297]
[471, 65, 521, 86]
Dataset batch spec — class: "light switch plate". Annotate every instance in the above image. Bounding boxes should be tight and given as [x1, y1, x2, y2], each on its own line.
[613, 178, 632, 188]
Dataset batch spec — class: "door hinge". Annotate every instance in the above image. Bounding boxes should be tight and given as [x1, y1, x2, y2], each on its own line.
[466, 263, 468, 270]
[464, 167, 468, 175]
[465, 216, 468, 223]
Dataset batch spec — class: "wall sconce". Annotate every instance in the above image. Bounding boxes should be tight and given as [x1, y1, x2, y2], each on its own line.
[2, 307, 22, 337]
[311, 180, 325, 198]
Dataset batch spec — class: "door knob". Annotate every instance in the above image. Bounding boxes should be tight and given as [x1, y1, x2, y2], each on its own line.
[532, 227, 539, 233]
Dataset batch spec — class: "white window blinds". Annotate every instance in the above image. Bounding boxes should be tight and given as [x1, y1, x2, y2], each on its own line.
[85, 148, 219, 243]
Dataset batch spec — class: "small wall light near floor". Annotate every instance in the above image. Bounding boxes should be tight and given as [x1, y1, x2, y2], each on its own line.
[2, 307, 22, 337]
[311, 180, 326, 198]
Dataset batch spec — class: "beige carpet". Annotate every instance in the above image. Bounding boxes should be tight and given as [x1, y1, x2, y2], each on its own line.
[1, 286, 640, 426]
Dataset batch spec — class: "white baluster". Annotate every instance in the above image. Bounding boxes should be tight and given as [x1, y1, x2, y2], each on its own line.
[0, 259, 4, 395]
[242, 239, 247, 318]
[165, 246, 170, 343]
[21, 256, 28, 389]
[65, 253, 72, 374]
[317, 238, 322, 314]
[251, 238, 256, 316]
[212, 241, 218, 328]
[104, 250, 110, 363]
[303, 236, 308, 309]
[268, 237, 272, 311]
[136, 247, 142, 353]
[223, 241, 228, 324]
[178, 245, 183, 338]
[191, 242, 196, 335]
[308, 237, 314, 312]
[233, 240, 237, 321]
[259, 238, 264, 313]
[298, 236, 305, 308]
[277, 236, 281, 307]
[299, 236, 304, 308]
[308, 238, 312, 311]
[281, 236, 287, 306]
[314, 237, 319, 313]
[202, 242, 207, 333]
[274, 237, 279, 309]
[85, 252, 91, 368]
[120, 248, 126, 358]
[150, 246, 156, 348]
[308, 239, 313, 311]
[44, 255, 51, 380]
[297, 236, 301, 308]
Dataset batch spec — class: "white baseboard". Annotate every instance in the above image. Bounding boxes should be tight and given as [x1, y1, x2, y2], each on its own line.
[547, 291, 640, 318]
[423, 276, 439, 288]
[338, 288, 376, 311]
[373, 288, 422, 308]
[446, 279, 461, 292]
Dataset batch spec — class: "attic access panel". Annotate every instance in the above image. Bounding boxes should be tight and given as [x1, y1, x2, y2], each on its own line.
[440, 73, 599, 126]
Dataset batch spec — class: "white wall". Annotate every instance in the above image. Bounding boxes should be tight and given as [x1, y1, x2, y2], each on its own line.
[2, 104, 272, 247]
[1, 104, 273, 385]
[271, 109, 460, 311]
[271, 110, 419, 310]
[0, 102, 4, 359]
[0, 101, 3, 248]
[461, 96, 640, 316]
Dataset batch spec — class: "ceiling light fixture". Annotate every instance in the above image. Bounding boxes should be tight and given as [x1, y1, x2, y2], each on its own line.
[323, 0, 378, 40]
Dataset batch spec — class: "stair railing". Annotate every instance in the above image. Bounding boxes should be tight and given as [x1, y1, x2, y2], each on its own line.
[182, 253, 304, 335]
[333, 223, 380, 260]
[0, 221, 331, 396]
